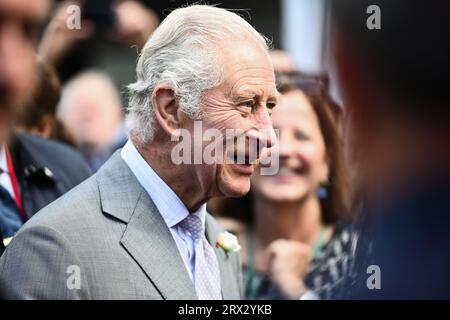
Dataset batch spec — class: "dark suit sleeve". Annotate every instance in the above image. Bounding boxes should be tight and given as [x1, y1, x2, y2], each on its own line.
[0, 224, 90, 299]
[16, 134, 92, 188]
[15, 134, 92, 216]
[0, 234, 4, 257]
[48, 142, 91, 187]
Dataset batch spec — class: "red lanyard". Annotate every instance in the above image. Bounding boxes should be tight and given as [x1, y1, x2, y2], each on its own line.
[5, 146, 27, 222]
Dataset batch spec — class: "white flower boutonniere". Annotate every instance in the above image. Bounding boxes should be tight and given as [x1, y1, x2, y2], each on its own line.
[215, 231, 241, 254]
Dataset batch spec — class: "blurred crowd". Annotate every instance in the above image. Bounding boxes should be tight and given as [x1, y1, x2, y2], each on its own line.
[1, 0, 450, 300]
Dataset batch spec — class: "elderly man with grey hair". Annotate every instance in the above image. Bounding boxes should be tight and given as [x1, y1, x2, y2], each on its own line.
[0, 5, 279, 299]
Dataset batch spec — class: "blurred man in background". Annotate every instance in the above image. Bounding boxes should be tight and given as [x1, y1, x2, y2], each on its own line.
[0, 0, 90, 253]
[330, 0, 450, 299]
[58, 70, 127, 171]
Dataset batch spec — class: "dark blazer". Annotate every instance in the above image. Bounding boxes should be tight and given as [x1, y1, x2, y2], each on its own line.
[0, 235, 4, 256]
[1, 134, 91, 254]
[8, 134, 91, 218]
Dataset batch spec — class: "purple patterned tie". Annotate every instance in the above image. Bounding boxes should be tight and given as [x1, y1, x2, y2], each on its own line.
[180, 214, 222, 300]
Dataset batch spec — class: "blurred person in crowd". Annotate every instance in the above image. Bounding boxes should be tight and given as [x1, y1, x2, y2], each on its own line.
[329, 0, 450, 299]
[16, 57, 75, 146]
[39, 0, 159, 66]
[58, 70, 127, 171]
[209, 72, 353, 299]
[269, 50, 298, 74]
[270, 50, 344, 135]
[0, 0, 90, 254]
[39, 0, 159, 84]
[0, 5, 277, 299]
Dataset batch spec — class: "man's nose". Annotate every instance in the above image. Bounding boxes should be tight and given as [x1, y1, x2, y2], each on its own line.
[253, 107, 276, 149]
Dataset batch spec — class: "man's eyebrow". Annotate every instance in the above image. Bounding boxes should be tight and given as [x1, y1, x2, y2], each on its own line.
[268, 91, 281, 103]
[228, 88, 279, 104]
[229, 91, 259, 103]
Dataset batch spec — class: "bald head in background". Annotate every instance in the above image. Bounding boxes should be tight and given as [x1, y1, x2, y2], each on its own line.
[57, 71, 126, 171]
[58, 71, 124, 148]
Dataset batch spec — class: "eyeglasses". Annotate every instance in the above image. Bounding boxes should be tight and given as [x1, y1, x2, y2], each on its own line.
[276, 73, 328, 95]
[276, 72, 343, 112]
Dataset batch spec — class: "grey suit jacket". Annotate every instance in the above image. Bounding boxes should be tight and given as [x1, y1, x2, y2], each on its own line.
[0, 152, 243, 299]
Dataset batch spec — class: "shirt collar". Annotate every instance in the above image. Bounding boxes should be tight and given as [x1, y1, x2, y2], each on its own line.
[120, 140, 206, 228]
[0, 146, 8, 174]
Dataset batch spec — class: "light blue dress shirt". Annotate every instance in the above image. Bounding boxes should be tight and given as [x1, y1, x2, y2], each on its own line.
[121, 140, 206, 281]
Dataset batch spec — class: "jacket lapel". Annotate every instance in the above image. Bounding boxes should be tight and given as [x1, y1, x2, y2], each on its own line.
[98, 152, 197, 300]
[9, 135, 59, 219]
[120, 191, 197, 300]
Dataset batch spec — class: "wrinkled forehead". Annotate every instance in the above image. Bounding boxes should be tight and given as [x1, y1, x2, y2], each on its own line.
[217, 40, 277, 96]
[220, 40, 273, 76]
[0, 0, 50, 23]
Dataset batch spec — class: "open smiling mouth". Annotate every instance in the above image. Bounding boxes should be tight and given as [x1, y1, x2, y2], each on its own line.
[229, 162, 255, 175]
[225, 152, 257, 175]
[270, 166, 306, 182]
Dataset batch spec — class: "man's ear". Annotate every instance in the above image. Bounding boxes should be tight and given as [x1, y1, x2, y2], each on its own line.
[152, 84, 180, 137]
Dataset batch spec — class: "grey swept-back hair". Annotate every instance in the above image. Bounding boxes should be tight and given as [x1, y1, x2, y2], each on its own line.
[126, 5, 269, 144]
